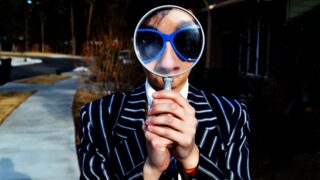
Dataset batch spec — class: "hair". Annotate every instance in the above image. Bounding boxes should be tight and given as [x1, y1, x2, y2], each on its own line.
[142, 8, 172, 28]
[140, 7, 198, 31]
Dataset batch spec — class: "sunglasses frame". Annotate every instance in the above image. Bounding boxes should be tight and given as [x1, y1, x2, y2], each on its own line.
[137, 25, 201, 63]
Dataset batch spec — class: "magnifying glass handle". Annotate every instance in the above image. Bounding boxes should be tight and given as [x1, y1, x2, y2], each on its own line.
[163, 77, 173, 90]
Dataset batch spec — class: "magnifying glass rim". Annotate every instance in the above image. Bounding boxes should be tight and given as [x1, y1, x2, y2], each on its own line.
[133, 4, 205, 78]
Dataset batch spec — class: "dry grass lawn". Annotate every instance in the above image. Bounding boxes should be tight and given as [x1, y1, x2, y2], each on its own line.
[0, 91, 36, 124]
[14, 74, 72, 85]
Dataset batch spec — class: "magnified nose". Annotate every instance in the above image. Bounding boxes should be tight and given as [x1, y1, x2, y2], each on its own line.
[154, 42, 180, 75]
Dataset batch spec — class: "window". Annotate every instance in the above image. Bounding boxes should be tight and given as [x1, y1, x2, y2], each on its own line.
[239, 17, 271, 78]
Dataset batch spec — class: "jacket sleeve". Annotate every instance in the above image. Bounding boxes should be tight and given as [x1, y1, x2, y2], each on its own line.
[194, 95, 251, 180]
[224, 100, 251, 180]
[78, 98, 115, 180]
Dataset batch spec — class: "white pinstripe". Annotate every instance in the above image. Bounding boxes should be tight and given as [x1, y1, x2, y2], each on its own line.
[99, 99, 110, 153]
[197, 117, 217, 122]
[199, 165, 219, 179]
[212, 94, 231, 135]
[90, 156, 100, 180]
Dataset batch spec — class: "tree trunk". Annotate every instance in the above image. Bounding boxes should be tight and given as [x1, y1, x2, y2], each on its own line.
[86, 2, 93, 43]
[70, 4, 76, 55]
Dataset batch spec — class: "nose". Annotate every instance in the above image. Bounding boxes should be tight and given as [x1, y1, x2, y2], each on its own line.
[155, 42, 180, 75]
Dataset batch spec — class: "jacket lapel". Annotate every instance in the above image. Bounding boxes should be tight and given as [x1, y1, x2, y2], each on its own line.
[110, 84, 148, 177]
[113, 84, 147, 137]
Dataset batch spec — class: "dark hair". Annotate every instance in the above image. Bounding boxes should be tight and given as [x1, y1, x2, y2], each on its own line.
[141, 8, 172, 28]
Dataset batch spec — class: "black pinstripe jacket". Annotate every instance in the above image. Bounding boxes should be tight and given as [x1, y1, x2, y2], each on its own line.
[78, 83, 251, 180]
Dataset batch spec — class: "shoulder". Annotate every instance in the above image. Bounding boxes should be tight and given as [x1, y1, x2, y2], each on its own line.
[80, 92, 122, 113]
[209, 93, 246, 116]
[195, 84, 246, 114]
[78, 92, 128, 134]
[197, 87, 250, 131]
[80, 83, 146, 116]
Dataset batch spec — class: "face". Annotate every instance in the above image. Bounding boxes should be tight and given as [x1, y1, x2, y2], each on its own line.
[135, 7, 203, 91]
[145, 9, 196, 76]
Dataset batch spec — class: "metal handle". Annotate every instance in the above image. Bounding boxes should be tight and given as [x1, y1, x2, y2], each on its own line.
[163, 77, 173, 90]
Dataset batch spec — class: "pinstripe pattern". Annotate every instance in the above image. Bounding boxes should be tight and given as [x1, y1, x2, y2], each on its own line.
[78, 83, 251, 179]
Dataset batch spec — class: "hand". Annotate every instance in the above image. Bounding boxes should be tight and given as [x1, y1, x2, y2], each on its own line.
[146, 90, 199, 169]
[142, 123, 173, 179]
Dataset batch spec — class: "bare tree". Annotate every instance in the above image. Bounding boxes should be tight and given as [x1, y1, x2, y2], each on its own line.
[82, 0, 143, 92]
[70, 2, 76, 54]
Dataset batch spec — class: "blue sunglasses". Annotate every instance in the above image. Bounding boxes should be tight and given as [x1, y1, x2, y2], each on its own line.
[136, 25, 203, 63]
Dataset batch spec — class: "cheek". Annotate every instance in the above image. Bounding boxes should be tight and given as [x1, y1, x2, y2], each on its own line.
[181, 62, 193, 71]
[145, 61, 157, 71]
[148, 73, 164, 90]
[172, 72, 190, 88]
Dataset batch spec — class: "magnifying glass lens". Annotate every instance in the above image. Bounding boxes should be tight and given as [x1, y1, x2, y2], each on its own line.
[133, 5, 205, 82]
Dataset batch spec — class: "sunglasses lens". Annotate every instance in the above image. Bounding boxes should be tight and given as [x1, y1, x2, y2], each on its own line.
[174, 28, 202, 61]
[136, 31, 163, 62]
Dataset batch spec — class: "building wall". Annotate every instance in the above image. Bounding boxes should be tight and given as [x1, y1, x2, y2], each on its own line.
[287, 0, 320, 20]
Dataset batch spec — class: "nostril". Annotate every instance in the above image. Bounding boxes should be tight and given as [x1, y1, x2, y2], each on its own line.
[156, 57, 180, 74]
[172, 66, 180, 71]
[156, 65, 179, 74]
[154, 59, 180, 74]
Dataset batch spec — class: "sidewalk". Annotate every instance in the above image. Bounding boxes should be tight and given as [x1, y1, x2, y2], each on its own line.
[0, 75, 80, 179]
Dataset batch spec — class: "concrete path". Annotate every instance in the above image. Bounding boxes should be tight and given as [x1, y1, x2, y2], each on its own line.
[0, 75, 80, 179]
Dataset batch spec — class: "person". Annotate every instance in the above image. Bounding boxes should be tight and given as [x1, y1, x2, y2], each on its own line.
[78, 5, 251, 180]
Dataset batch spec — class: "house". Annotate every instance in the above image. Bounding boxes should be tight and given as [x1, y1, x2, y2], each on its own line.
[191, 0, 320, 178]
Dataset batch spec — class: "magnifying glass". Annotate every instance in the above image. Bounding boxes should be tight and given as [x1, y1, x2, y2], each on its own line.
[133, 5, 205, 90]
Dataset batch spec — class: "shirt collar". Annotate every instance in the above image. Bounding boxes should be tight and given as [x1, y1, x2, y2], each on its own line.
[145, 78, 189, 107]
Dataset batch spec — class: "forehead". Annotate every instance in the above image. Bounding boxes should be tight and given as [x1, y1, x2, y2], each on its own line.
[146, 8, 196, 31]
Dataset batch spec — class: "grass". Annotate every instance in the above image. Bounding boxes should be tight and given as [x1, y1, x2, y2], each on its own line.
[0, 91, 36, 124]
[13, 74, 72, 85]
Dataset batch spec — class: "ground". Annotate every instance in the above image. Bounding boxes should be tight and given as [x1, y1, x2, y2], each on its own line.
[0, 73, 103, 151]
[0, 91, 35, 124]
[0, 74, 72, 124]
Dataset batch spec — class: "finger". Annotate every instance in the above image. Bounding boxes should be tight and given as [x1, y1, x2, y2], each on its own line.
[148, 102, 187, 121]
[149, 98, 176, 113]
[144, 125, 174, 147]
[151, 98, 175, 107]
[153, 91, 194, 112]
[146, 114, 182, 132]
[146, 124, 184, 145]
